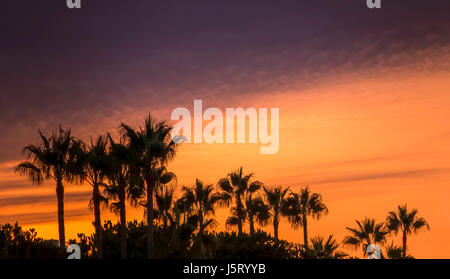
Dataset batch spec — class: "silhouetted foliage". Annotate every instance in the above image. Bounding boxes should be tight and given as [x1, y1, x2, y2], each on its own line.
[212, 231, 301, 259]
[343, 218, 388, 257]
[69, 221, 301, 259]
[283, 186, 328, 248]
[383, 241, 414, 259]
[263, 185, 289, 240]
[300, 235, 347, 259]
[385, 204, 430, 258]
[217, 167, 263, 235]
[0, 223, 65, 259]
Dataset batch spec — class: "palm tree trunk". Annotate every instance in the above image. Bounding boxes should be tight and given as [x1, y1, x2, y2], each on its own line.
[92, 184, 103, 259]
[56, 178, 65, 248]
[273, 217, 279, 240]
[197, 230, 206, 259]
[302, 213, 308, 248]
[119, 184, 127, 259]
[402, 231, 407, 258]
[249, 217, 255, 235]
[146, 178, 155, 259]
[236, 197, 243, 235]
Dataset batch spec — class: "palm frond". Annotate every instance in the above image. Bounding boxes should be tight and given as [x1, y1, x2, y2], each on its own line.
[15, 162, 44, 185]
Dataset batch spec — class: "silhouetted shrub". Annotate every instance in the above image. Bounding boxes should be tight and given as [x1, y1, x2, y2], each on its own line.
[0, 223, 65, 259]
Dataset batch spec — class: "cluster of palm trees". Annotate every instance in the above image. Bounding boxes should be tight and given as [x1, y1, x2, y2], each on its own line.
[343, 204, 430, 258]
[15, 115, 177, 259]
[14, 114, 430, 259]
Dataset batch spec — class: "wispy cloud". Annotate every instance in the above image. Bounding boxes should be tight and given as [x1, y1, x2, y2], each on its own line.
[293, 168, 450, 186]
[0, 208, 92, 225]
[0, 191, 91, 208]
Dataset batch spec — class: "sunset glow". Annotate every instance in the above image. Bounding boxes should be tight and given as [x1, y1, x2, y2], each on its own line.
[1, 0, 449, 259]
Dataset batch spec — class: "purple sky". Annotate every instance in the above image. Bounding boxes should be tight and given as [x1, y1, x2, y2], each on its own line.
[1, 0, 449, 163]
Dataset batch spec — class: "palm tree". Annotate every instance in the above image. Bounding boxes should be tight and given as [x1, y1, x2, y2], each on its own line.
[177, 179, 223, 258]
[343, 218, 388, 256]
[120, 114, 178, 259]
[223, 179, 266, 235]
[301, 235, 347, 259]
[148, 165, 177, 227]
[154, 186, 175, 229]
[104, 135, 144, 259]
[217, 167, 260, 235]
[77, 136, 109, 259]
[385, 204, 430, 258]
[179, 179, 222, 234]
[263, 186, 289, 240]
[79, 136, 109, 259]
[15, 126, 80, 248]
[283, 186, 328, 248]
[384, 241, 404, 259]
[246, 196, 270, 234]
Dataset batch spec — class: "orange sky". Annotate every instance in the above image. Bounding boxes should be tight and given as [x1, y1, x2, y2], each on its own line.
[1, 49, 449, 258]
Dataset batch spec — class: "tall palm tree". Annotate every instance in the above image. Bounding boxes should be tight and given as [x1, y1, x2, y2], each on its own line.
[120, 114, 178, 259]
[104, 134, 143, 259]
[15, 126, 80, 248]
[283, 186, 328, 248]
[263, 185, 289, 240]
[385, 204, 430, 258]
[178, 179, 222, 258]
[343, 218, 388, 256]
[217, 167, 260, 235]
[77, 136, 109, 259]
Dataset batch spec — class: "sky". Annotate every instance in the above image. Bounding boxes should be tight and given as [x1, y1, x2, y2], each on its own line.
[1, 0, 450, 258]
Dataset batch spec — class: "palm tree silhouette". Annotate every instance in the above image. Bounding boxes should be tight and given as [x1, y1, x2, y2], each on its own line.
[284, 186, 328, 248]
[15, 126, 81, 248]
[120, 114, 178, 259]
[302, 235, 347, 259]
[147, 165, 177, 227]
[179, 179, 222, 234]
[104, 135, 144, 259]
[224, 179, 265, 234]
[384, 241, 405, 259]
[343, 218, 388, 256]
[154, 186, 175, 229]
[178, 179, 224, 258]
[385, 204, 430, 258]
[263, 186, 289, 240]
[217, 167, 261, 235]
[246, 195, 270, 234]
[76, 136, 110, 259]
